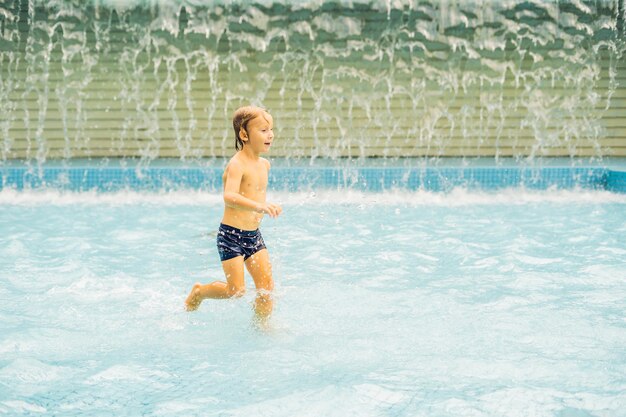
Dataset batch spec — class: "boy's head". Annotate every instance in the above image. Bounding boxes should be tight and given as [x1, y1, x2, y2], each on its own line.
[232, 106, 272, 151]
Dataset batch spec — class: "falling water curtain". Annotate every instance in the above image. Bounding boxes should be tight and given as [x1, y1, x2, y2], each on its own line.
[1, 0, 625, 161]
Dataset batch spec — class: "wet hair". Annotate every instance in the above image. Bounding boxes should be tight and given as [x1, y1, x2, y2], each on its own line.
[232, 106, 268, 151]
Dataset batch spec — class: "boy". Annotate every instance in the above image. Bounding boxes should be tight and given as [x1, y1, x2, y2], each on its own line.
[185, 106, 282, 321]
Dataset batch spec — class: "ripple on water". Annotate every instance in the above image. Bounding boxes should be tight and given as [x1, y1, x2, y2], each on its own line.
[0, 190, 625, 416]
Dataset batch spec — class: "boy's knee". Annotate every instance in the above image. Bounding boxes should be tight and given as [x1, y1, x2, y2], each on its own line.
[228, 285, 246, 298]
[258, 278, 274, 292]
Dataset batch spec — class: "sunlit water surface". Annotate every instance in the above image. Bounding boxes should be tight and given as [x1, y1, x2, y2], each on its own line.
[1, 189, 625, 417]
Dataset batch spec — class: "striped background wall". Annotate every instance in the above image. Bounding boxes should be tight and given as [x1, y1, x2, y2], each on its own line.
[1, 0, 625, 161]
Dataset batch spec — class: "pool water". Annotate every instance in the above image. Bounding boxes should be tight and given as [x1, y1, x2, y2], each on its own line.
[1, 189, 625, 417]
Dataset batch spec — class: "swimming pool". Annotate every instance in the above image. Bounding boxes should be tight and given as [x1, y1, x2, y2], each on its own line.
[1, 180, 625, 416]
[3, 0, 625, 412]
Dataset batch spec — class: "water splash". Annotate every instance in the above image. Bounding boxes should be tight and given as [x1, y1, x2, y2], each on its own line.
[2, 187, 625, 207]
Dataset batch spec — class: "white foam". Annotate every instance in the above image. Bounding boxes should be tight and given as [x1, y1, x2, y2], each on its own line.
[0, 401, 46, 414]
[86, 365, 171, 384]
[0, 189, 222, 206]
[0, 187, 624, 207]
[273, 188, 626, 207]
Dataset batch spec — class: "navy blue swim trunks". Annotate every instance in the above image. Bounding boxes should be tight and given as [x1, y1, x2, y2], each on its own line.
[216, 223, 267, 262]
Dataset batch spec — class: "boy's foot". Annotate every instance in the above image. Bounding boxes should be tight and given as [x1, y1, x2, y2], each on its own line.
[185, 283, 203, 311]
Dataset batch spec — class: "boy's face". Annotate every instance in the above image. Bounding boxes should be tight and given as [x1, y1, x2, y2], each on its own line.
[241, 112, 274, 154]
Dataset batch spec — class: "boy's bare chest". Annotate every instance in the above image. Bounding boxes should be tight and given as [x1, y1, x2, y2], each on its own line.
[240, 166, 268, 195]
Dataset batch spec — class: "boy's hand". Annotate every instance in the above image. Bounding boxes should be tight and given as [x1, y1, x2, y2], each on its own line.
[261, 202, 282, 218]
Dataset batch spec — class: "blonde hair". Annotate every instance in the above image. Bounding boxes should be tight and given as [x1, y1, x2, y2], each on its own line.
[232, 106, 268, 151]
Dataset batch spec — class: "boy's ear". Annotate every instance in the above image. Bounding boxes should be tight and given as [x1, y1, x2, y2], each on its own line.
[239, 127, 248, 141]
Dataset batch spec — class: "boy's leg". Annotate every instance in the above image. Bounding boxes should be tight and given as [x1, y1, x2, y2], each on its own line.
[185, 256, 246, 311]
[244, 249, 274, 320]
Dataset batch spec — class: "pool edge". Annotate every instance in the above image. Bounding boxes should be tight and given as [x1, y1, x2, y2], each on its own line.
[1, 165, 625, 193]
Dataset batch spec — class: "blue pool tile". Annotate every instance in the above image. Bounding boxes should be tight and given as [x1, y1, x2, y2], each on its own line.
[607, 170, 626, 193]
[1, 164, 624, 193]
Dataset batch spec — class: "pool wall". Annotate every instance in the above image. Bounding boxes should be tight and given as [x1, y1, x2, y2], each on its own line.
[2, 163, 625, 193]
[607, 168, 626, 192]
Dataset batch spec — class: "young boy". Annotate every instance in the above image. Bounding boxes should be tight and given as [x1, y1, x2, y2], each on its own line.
[185, 106, 282, 320]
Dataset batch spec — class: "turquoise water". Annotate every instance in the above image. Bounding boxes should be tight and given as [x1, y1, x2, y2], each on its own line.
[1, 189, 625, 416]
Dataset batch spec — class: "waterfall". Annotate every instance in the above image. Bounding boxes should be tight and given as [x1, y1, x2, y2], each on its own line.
[1, 0, 625, 164]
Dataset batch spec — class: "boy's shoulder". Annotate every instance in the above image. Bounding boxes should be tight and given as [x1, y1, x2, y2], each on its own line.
[226, 153, 270, 171]
[225, 155, 239, 167]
